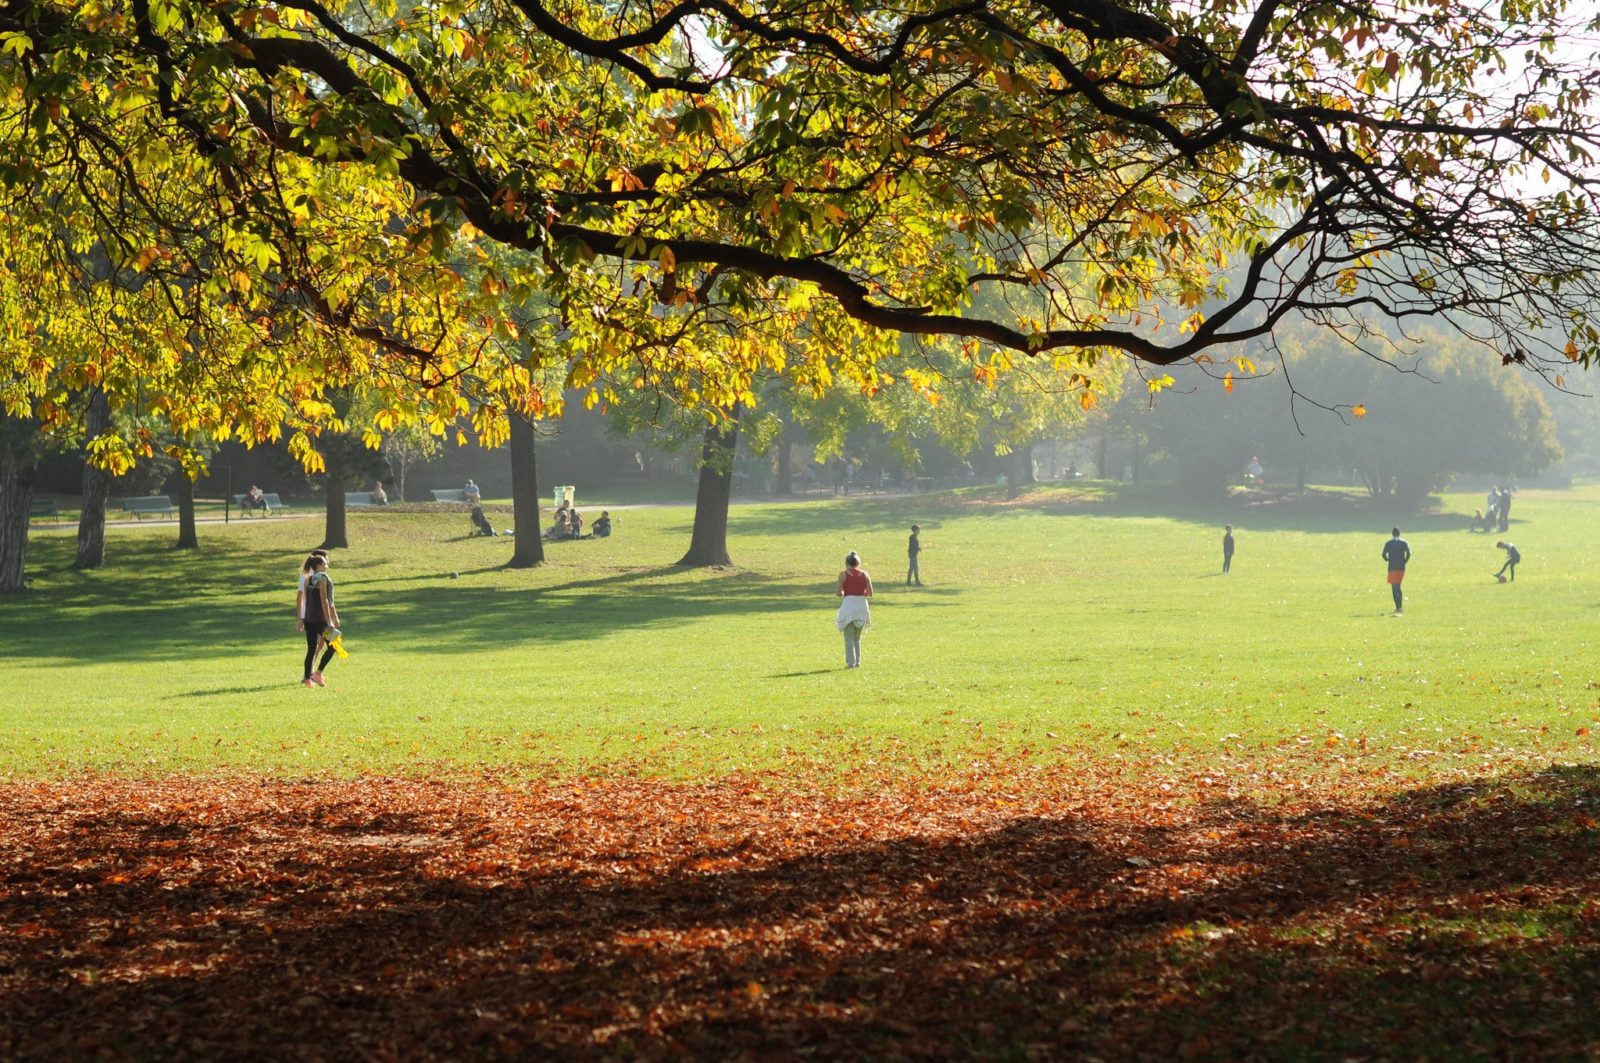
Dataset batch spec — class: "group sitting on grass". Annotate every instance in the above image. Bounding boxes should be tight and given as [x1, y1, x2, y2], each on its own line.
[545, 503, 601, 541]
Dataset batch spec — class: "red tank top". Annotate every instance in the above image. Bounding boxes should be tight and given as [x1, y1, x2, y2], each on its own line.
[841, 569, 869, 595]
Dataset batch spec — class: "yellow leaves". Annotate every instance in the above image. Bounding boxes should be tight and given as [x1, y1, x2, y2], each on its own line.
[1223, 372, 1234, 394]
[1079, 390, 1098, 412]
[132, 246, 160, 272]
[1566, 339, 1581, 361]
[608, 169, 646, 193]
[1351, 404, 1367, 418]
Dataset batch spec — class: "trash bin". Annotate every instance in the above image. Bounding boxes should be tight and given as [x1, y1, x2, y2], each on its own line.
[552, 485, 574, 508]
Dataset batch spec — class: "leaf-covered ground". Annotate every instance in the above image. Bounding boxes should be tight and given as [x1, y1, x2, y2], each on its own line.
[6, 764, 1600, 1060]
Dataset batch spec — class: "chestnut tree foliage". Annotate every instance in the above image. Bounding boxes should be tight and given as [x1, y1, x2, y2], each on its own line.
[0, 0, 1598, 459]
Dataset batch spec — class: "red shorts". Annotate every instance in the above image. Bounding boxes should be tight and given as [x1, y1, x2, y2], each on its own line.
[1387, 570, 1405, 585]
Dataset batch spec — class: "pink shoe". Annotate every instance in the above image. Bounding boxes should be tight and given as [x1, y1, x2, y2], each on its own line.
[302, 678, 317, 687]
[310, 673, 328, 687]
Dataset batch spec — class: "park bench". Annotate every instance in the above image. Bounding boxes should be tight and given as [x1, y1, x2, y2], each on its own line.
[124, 496, 174, 519]
[345, 491, 381, 508]
[430, 488, 469, 503]
[232, 492, 288, 516]
[29, 499, 59, 520]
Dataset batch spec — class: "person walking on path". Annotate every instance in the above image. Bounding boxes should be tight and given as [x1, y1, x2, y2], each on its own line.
[906, 524, 923, 586]
[1382, 527, 1411, 616]
[300, 554, 342, 687]
[1497, 486, 1513, 533]
[835, 551, 873, 668]
[1495, 541, 1521, 582]
[1222, 524, 1235, 574]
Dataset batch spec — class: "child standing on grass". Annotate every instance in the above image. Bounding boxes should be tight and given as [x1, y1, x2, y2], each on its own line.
[300, 554, 342, 687]
[1222, 524, 1235, 573]
[1495, 541, 1521, 582]
[907, 524, 923, 586]
[835, 551, 873, 669]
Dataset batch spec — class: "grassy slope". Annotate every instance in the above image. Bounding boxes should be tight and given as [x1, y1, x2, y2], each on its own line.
[4, 483, 1597, 778]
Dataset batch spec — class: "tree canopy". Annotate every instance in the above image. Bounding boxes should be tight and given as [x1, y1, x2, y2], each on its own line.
[1, 0, 1598, 455]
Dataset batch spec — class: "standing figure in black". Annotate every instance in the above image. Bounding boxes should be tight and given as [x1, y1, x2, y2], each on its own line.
[1222, 524, 1235, 574]
[1497, 486, 1512, 533]
[1383, 527, 1411, 616]
[906, 524, 923, 586]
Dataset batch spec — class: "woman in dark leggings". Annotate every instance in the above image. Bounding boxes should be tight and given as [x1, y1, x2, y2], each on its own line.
[300, 554, 342, 687]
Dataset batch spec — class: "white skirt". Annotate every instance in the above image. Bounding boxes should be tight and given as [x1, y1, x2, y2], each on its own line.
[835, 595, 871, 631]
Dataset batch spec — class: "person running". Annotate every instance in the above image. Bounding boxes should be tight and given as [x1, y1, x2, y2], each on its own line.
[835, 551, 873, 669]
[906, 524, 923, 586]
[1222, 524, 1235, 574]
[1382, 527, 1411, 616]
[1494, 540, 1521, 582]
[300, 553, 342, 687]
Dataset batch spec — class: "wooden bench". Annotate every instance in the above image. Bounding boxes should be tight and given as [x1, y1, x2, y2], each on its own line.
[232, 492, 288, 516]
[345, 491, 380, 508]
[124, 496, 174, 519]
[430, 488, 469, 504]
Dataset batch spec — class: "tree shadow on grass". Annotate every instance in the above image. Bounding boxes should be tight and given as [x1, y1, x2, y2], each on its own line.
[4, 766, 1600, 1059]
[2, 537, 961, 663]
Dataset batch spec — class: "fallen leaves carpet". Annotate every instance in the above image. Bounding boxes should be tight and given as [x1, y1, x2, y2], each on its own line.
[4, 766, 1600, 1059]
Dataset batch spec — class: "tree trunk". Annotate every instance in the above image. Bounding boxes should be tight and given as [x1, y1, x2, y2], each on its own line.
[677, 410, 740, 567]
[0, 432, 38, 593]
[1097, 434, 1109, 479]
[776, 431, 793, 495]
[322, 460, 348, 550]
[506, 411, 544, 568]
[174, 470, 199, 549]
[75, 388, 113, 569]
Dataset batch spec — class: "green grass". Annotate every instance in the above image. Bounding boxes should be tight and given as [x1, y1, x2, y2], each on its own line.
[6, 481, 1599, 778]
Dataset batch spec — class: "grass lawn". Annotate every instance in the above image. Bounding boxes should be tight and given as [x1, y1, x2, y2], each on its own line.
[4, 481, 1597, 778]
[6, 482, 1600, 1059]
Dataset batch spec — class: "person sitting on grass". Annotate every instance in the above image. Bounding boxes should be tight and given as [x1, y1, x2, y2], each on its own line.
[470, 504, 497, 537]
[546, 508, 571, 540]
[569, 509, 585, 539]
[592, 511, 612, 538]
[1470, 509, 1488, 532]
[1494, 540, 1521, 582]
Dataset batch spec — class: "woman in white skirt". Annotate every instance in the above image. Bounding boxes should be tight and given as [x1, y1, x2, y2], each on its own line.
[835, 551, 874, 668]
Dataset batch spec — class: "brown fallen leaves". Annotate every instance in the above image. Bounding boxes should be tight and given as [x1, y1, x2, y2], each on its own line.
[4, 763, 1600, 1059]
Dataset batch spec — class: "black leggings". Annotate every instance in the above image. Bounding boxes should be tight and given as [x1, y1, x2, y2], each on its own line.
[304, 623, 336, 679]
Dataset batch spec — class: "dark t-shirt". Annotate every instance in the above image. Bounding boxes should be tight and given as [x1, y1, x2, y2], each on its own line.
[1504, 544, 1521, 563]
[908, 533, 920, 556]
[1223, 533, 1235, 555]
[1382, 537, 1411, 571]
[304, 572, 335, 624]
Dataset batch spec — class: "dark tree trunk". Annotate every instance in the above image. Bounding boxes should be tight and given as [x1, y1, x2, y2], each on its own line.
[0, 431, 38, 593]
[506, 411, 544, 568]
[1097, 435, 1110, 479]
[75, 388, 113, 569]
[174, 470, 199, 549]
[677, 409, 740, 567]
[322, 460, 348, 550]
